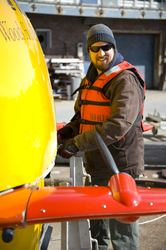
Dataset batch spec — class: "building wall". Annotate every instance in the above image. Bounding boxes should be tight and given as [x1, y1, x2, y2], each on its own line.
[27, 13, 166, 89]
[27, 14, 89, 57]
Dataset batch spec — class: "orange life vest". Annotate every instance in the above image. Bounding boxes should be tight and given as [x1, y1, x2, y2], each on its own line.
[73, 61, 152, 135]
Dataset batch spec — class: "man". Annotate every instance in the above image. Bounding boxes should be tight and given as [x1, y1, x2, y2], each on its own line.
[57, 24, 146, 250]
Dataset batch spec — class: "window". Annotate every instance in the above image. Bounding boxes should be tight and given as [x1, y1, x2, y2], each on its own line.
[79, 0, 98, 4]
[36, 29, 52, 48]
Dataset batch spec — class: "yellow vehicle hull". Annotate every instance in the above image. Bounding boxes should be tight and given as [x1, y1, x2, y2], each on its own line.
[0, 0, 57, 191]
[0, 0, 57, 249]
[0, 224, 42, 250]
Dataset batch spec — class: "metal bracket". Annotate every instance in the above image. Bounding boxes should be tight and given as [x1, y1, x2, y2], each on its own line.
[61, 156, 96, 250]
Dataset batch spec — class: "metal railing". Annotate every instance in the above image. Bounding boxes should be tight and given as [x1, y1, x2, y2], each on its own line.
[18, 0, 166, 19]
[18, 0, 166, 9]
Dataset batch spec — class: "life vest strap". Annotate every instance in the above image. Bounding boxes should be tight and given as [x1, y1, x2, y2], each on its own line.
[79, 100, 110, 106]
[79, 115, 152, 134]
[79, 116, 143, 127]
[71, 85, 88, 96]
[80, 115, 143, 128]
[79, 119, 102, 126]
[72, 85, 103, 96]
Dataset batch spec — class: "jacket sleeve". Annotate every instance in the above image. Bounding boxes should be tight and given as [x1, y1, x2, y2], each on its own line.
[74, 71, 144, 152]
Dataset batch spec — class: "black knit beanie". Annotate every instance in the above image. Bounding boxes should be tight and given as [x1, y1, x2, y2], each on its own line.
[86, 24, 116, 53]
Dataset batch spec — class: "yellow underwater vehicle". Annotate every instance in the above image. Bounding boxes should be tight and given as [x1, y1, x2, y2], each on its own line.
[0, 0, 57, 249]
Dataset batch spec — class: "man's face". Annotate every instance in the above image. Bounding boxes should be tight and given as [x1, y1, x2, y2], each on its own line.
[89, 42, 115, 75]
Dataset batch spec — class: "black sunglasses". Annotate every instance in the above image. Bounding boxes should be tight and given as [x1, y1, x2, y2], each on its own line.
[89, 44, 113, 53]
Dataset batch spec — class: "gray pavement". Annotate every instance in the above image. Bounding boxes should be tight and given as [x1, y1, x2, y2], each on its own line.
[48, 90, 166, 250]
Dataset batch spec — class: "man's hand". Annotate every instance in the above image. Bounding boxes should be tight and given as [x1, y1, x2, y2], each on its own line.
[57, 139, 79, 159]
[57, 126, 74, 140]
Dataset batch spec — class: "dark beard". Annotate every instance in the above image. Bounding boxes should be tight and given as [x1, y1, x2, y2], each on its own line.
[93, 60, 110, 74]
[95, 63, 109, 73]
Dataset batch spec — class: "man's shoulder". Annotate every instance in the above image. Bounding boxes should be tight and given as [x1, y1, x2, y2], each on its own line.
[117, 68, 136, 78]
[112, 69, 142, 86]
[80, 77, 86, 86]
[103, 68, 143, 98]
[105, 68, 136, 88]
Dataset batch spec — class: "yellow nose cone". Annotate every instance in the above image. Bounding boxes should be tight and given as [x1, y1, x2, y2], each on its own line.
[0, 0, 57, 191]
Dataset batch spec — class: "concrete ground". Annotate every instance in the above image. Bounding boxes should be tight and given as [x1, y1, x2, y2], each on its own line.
[48, 90, 166, 250]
